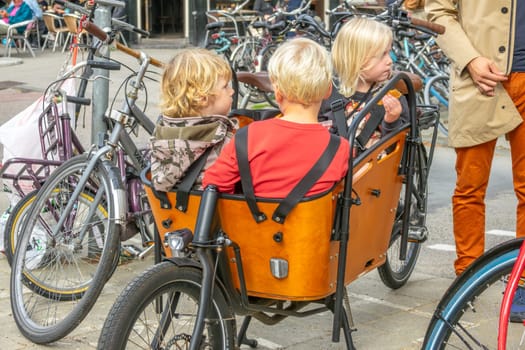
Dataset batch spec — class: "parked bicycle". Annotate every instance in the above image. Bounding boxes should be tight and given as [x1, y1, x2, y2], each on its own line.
[97, 70, 440, 349]
[1, 0, 157, 266]
[228, 0, 312, 106]
[422, 237, 525, 349]
[379, 0, 450, 136]
[204, 21, 239, 59]
[205, 0, 255, 42]
[8, 2, 165, 344]
[1, 51, 114, 266]
[423, 74, 449, 136]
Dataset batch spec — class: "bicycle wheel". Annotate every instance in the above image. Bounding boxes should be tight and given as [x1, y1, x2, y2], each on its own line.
[3, 189, 39, 266]
[230, 38, 266, 104]
[258, 43, 279, 108]
[10, 154, 120, 344]
[423, 238, 524, 349]
[377, 143, 427, 289]
[122, 175, 156, 251]
[134, 182, 156, 244]
[206, 43, 232, 63]
[377, 221, 421, 289]
[423, 75, 449, 137]
[98, 262, 236, 350]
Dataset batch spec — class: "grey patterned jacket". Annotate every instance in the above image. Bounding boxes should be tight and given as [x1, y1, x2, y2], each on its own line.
[149, 115, 237, 192]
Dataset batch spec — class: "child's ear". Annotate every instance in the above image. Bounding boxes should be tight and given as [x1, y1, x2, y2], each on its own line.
[274, 88, 284, 104]
[198, 95, 209, 106]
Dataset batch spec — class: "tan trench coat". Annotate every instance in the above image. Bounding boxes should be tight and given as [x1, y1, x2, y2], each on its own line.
[425, 0, 522, 147]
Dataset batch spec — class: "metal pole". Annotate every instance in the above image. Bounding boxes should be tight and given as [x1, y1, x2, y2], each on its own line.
[91, 4, 112, 145]
[189, 0, 207, 46]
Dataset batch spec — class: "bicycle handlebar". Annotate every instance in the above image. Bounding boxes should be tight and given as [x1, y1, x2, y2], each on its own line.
[275, 0, 312, 16]
[409, 16, 445, 35]
[55, 0, 88, 14]
[111, 17, 150, 37]
[381, 0, 445, 35]
[55, 0, 124, 8]
[57, 0, 151, 37]
[92, 0, 125, 8]
[81, 20, 165, 68]
[82, 18, 108, 40]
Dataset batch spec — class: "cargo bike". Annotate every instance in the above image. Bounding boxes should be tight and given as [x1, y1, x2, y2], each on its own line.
[97, 72, 439, 349]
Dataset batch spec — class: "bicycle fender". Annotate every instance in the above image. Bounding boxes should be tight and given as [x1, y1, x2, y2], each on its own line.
[163, 257, 235, 307]
[164, 256, 201, 269]
[102, 161, 128, 226]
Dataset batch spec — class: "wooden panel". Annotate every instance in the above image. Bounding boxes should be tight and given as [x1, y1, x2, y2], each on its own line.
[143, 173, 202, 258]
[221, 184, 342, 301]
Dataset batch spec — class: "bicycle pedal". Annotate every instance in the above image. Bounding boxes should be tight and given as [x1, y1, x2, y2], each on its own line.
[121, 244, 143, 258]
[138, 244, 155, 260]
[142, 240, 155, 247]
[408, 227, 428, 243]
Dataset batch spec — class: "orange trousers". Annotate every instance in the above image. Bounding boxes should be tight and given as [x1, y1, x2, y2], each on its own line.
[453, 72, 525, 275]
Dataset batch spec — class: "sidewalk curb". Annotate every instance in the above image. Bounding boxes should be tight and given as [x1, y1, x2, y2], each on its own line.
[0, 57, 23, 67]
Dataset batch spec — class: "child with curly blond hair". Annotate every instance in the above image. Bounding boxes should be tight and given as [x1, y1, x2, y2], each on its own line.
[150, 48, 236, 192]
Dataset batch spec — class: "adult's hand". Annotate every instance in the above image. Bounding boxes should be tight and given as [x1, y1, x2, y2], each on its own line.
[467, 56, 507, 97]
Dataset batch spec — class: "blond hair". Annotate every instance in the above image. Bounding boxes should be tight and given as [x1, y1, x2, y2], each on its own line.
[267, 37, 332, 106]
[160, 48, 232, 118]
[332, 17, 393, 97]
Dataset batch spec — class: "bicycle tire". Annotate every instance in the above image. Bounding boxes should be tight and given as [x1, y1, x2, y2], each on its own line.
[98, 262, 236, 350]
[206, 43, 232, 62]
[3, 189, 39, 267]
[377, 221, 421, 289]
[423, 238, 524, 349]
[258, 43, 279, 108]
[230, 38, 266, 104]
[123, 175, 156, 250]
[423, 75, 449, 137]
[378, 143, 428, 289]
[10, 154, 120, 344]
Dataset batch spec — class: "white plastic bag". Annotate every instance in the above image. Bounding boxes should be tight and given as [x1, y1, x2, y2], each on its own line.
[0, 95, 44, 199]
[0, 78, 77, 203]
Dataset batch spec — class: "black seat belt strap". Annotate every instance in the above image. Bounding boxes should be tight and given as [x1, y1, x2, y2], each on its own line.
[331, 99, 347, 138]
[272, 134, 341, 223]
[235, 127, 267, 223]
[355, 108, 383, 152]
[175, 147, 212, 212]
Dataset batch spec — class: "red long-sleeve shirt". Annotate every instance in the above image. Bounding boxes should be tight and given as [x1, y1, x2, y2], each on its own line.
[203, 118, 349, 198]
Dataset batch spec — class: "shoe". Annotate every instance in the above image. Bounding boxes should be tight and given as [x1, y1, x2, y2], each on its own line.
[510, 286, 525, 323]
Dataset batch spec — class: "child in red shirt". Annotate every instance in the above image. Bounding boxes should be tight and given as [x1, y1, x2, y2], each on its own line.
[203, 38, 349, 198]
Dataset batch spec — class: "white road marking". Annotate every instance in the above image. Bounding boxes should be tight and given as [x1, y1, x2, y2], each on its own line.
[486, 229, 515, 237]
[427, 230, 515, 252]
[427, 243, 456, 252]
[348, 292, 433, 318]
[348, 293, 477, 328]
[241, 337, 284, 349]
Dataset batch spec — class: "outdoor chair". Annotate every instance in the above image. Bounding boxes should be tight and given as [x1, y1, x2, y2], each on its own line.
[62, 14, 89, 52]
[2, 18, 38, 58]
[42, 12, 68, 52]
